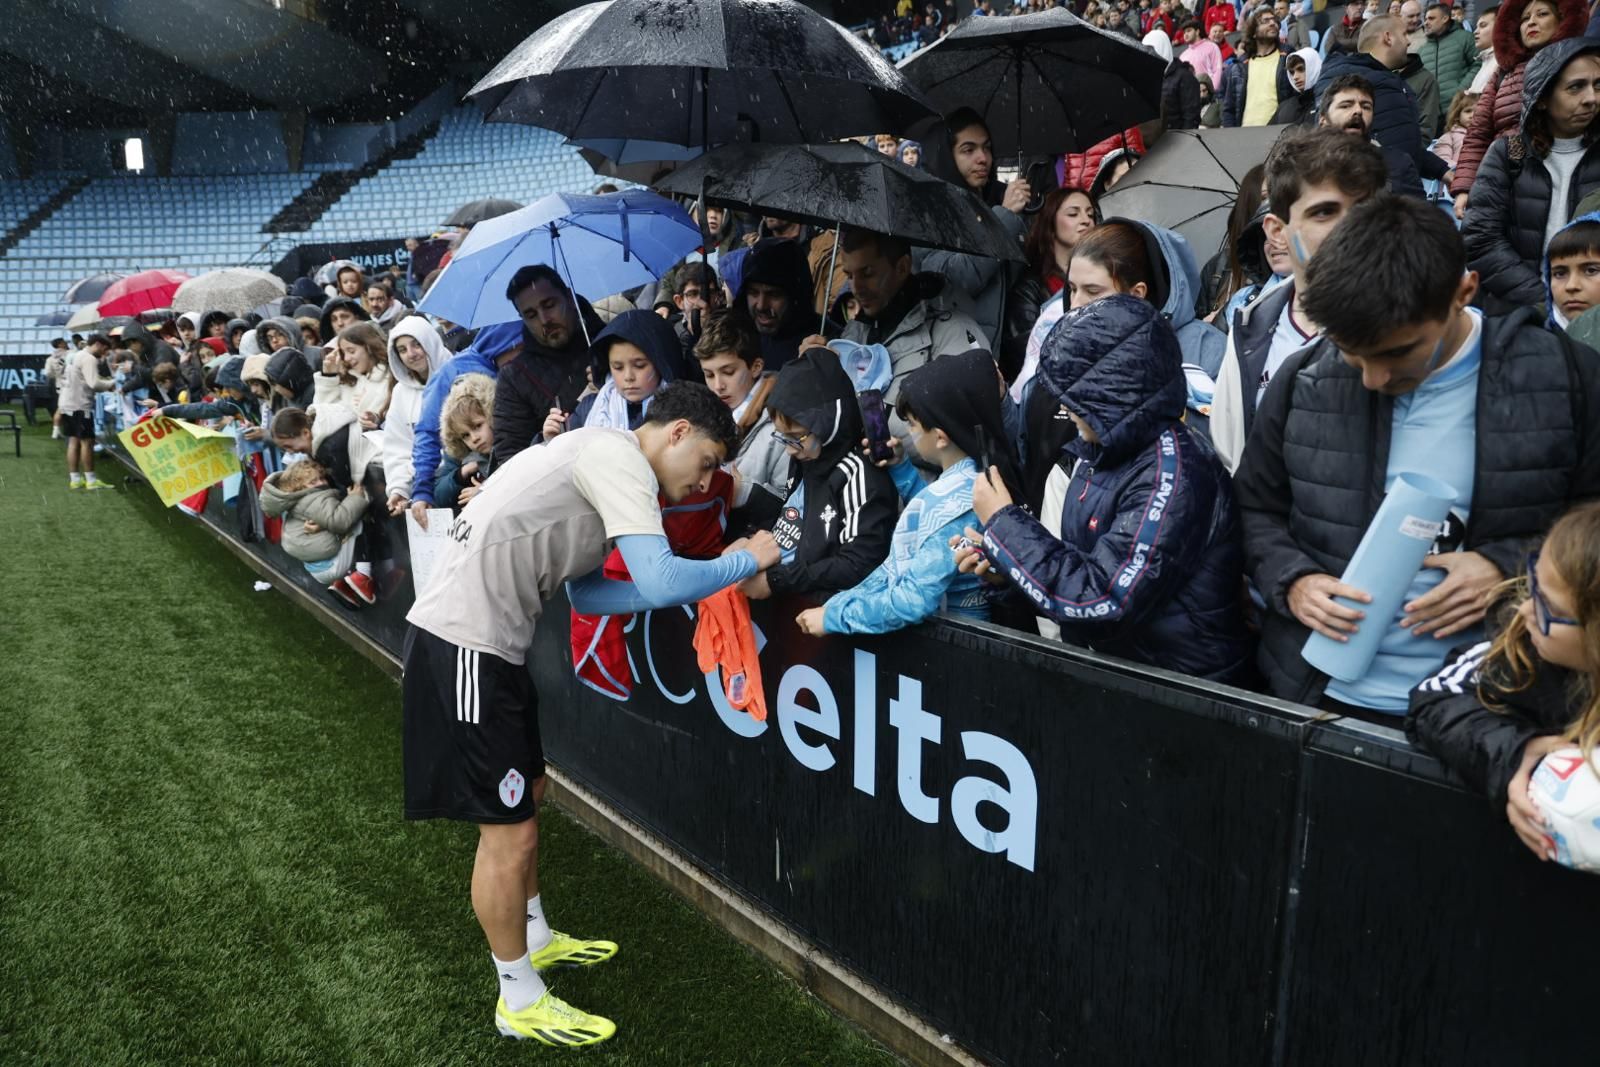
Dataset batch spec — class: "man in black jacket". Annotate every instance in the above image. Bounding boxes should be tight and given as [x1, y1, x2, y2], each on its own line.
[1234, 194, 1600, 716]
[1315, 14, 1448, 197]
[491, 264, 603, 470]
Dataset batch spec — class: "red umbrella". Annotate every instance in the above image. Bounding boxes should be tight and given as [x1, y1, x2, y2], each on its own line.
[96, 269, 191, 319]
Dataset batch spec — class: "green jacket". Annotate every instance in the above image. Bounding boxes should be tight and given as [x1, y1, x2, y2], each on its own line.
[1416, 23, 1481, 108]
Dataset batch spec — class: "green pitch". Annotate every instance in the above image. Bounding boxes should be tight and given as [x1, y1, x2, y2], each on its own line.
[0, 417, 899, 1067]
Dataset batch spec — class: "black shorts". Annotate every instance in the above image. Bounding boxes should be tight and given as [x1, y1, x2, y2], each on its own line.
[62, 411, 95, 439]
[402, 626, 544, 823]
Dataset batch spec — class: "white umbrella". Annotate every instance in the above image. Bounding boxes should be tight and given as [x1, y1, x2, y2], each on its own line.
[65, 304, 102, 331]
[171, 268, 287, 317]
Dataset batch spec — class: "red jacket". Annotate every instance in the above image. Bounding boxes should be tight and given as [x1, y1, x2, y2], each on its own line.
[1204, 2, 1236, 36]
[1060, 128, 1149, 192]
[1452, 0, 1587, 196]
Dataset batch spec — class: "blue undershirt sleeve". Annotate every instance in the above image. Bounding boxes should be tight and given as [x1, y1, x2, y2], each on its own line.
[564, 534, 757, 615]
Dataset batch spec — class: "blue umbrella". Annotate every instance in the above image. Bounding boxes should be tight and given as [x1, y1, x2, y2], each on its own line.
[34, 309, 73, 326]
[418, 189, 703, 331]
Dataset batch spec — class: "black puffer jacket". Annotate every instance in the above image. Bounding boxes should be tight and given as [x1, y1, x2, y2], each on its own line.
[1407, 639, 1582, 806]
[1162, 59, 1202, 130]
[981, 295, 1254, 683]
[1001, 271, 1052, 383]
[1464, 37, 1600, 314]
[1233, 310, 1600, 704]
[490, 295, 604, 471]
[1315, 51, 1448, 197]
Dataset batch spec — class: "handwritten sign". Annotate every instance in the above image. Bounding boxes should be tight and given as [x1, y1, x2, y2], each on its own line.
[117, 417, 240, 507]
[405, 508, 456, 597]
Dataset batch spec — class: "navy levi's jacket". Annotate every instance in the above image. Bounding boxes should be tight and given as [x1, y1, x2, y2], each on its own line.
[981, 294, 1254, 685]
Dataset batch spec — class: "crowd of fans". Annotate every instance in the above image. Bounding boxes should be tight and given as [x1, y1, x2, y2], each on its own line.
[32, 0, 1600, 875]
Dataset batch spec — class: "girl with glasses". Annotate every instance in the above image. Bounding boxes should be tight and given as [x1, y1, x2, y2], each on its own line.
[1408, 502, 1600, 862]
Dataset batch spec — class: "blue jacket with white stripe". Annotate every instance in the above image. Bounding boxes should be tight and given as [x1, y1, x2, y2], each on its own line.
[980, 295, 1254, 684]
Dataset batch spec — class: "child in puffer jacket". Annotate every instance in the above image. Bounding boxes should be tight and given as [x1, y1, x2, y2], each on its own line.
[795, 349, 1024, 636]
[955, 295, 1254, 684]
[259, 460, 369, 600]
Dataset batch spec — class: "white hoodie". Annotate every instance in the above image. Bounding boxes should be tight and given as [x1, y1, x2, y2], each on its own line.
[383, 315, 450, 501]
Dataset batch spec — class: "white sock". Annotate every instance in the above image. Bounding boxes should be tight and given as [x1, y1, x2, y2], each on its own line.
[493, 952, 546, 1012]
[526, 895, 553, 953]
[69, 472, 83, 485]
[355, 561, 373, 577]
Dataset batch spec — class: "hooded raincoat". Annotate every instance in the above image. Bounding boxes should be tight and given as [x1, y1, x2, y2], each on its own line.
[980, 295, 1253, 683]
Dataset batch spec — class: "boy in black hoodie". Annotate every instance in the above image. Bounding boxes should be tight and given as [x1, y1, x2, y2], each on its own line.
[740, 347, 897, 601]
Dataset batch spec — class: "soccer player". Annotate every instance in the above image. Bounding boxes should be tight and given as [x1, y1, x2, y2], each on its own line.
[402, 381, 780, 1046]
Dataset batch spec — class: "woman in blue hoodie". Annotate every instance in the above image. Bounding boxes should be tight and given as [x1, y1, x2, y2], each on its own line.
[957, 295, 1254, 684]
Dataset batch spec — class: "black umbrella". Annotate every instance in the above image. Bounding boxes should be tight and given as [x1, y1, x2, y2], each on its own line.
[656, 141, 1024, 262]
[571, 137, 704, 185]
[468, 0, 936, 147]
[1099, 126, 1287, 263]
[62, 272, 125, 305]
[34, 309, 73, 327]
[897, 8, 1164, 159]
[445, 198, 525, 227]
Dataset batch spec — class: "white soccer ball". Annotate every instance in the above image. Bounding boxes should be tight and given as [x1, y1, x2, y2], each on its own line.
[1530, 747, 1600, 874]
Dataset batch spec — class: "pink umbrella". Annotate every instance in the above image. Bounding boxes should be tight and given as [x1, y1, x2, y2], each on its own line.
[96, 269, 191, 319]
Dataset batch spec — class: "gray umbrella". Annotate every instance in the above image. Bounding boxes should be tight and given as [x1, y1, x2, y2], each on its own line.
[35, 309, 73, 327]
[570, 137, 704, 185]
[897, 9, 1165, 158]
[445, 198, 525, 227]
[1098, 126, 1288, 264]
[170, 268, 288, 317]
[469, 0, 935, 146]
[656, 141, 1023, 262]
[62, 272, 125, 305]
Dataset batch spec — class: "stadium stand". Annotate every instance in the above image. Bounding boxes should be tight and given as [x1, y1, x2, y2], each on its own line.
[0, 106, 606, 359]
[0, 174, 314, 358]
[296, 106, 601, 242]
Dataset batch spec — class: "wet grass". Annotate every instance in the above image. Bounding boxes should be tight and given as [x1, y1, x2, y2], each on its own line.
[0, 416, 898, 1067]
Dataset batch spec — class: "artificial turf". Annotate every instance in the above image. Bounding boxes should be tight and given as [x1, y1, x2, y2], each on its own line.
[0, 417, 900, 1067]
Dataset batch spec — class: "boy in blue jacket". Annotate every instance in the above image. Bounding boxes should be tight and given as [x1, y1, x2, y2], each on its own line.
[795, 350, 1022, 636]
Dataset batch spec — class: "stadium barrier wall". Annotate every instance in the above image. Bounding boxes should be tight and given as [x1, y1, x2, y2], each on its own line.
[110, 440, 1600, 1066]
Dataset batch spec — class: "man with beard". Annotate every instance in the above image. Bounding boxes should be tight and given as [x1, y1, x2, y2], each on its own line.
[1319, 73, 1379, 139]
[729, 239, 818, 373]
[1315, 15, 1447, 196]
[491, 265, 604, 469]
